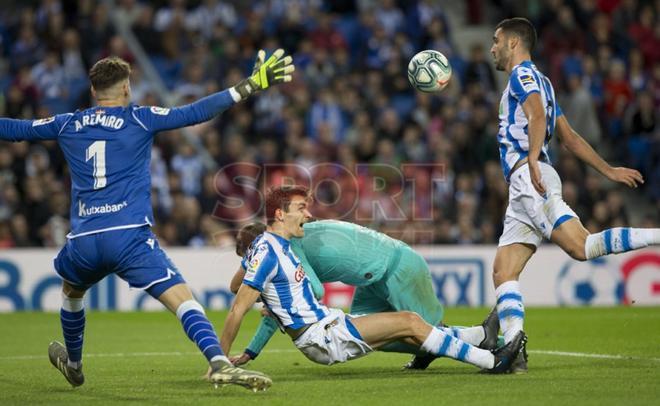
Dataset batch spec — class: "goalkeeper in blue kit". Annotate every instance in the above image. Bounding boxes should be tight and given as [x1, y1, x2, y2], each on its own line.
[229, 220, 501, 370]
[0, 50, 293, 391]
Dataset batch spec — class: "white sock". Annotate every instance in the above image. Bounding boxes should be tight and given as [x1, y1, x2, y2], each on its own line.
[210, 355, 231, 364]
[61, 293, 84, 312]
[585, 228, 659, 259]
[67, 360, 81, 369]
[421, 328, 494, 369]
[439, 326, 485, 346]
[495, 281, 524, 344]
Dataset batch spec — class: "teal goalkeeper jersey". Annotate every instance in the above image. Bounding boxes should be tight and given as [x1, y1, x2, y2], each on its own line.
[292, 219, 406, 287]
[243, 220, 408, 358]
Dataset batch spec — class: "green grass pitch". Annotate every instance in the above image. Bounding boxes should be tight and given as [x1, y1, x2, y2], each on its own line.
[1, 307, 658, 405]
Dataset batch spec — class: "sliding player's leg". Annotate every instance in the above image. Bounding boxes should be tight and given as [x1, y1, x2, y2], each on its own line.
[350, 283, 426, 356]
[350, 310, 525, 373]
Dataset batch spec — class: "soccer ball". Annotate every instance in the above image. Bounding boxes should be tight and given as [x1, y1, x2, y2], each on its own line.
[407, 50, 452, 93]
[556, 257, 625, 306]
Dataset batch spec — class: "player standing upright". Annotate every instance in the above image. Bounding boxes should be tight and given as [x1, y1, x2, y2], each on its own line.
[0, 50, 293, 390]
[490, 17, 660, 372]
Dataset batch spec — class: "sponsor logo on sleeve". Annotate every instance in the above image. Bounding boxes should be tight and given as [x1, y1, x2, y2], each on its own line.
[517, 68, 538, 91]
[32, 117, 55, 127]
[250, 258, 260, 269]
[247, 243, 269, 274]
[150, 106, 171, 115]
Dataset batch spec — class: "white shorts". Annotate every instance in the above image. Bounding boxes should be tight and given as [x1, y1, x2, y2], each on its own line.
[293, 308, 372, 365]
[499, 162, 578, 248]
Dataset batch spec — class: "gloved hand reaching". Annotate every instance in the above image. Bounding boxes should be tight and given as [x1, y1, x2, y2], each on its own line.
[232, 48, 295, 101]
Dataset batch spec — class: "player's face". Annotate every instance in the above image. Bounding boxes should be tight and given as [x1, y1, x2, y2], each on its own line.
[491, 28, 509, 71]
[282, 195, 312, 238]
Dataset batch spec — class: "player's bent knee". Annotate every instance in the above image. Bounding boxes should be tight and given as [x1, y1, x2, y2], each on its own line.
[399, 311, 425, 330]
[62, 281, 85, 298]
[566, 246, 587, 261]
[492, 264, 515, 284]
[564, 236, 588, 261]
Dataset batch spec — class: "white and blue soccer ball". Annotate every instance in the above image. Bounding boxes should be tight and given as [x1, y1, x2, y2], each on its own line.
[407, 50, 452, 93]
[556, 257, 625, 305]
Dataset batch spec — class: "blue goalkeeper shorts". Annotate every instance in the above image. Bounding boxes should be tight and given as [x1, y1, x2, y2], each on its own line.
[54, 225, 185, 298]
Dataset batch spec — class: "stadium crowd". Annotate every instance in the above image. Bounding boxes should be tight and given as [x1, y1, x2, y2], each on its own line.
[0, 0, 657, 248]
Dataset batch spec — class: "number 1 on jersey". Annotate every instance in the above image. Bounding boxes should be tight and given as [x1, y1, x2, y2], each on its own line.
[86, 141, 107, 189]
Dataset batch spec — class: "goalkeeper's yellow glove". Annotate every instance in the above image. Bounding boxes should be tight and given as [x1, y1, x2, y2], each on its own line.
[233, 49, 295, 100]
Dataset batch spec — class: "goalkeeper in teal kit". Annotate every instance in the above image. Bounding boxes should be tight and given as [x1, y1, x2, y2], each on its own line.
[230, 220, 499, 370]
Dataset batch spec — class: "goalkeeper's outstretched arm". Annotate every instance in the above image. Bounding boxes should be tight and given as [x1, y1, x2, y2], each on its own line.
[133, 48, 295, 132]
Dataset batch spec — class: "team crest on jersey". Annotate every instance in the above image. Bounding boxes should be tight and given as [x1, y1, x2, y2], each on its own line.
[32, 116, 55, 126]
[150, 106, 170, 115]
[294, 265, 305, 282]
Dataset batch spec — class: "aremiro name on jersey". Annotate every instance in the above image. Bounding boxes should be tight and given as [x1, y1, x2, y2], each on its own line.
[74, 113, 124, 131]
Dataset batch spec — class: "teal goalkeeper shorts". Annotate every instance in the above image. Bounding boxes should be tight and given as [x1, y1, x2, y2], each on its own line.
[349, 245, 444, 325]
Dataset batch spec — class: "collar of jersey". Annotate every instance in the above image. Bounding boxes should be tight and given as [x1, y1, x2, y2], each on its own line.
[514, 60, 534, 70]
[265, 231, 291, 248]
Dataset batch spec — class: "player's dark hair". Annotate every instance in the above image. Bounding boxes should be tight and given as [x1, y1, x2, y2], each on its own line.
[495, 17, 537, 52]
[264, 185, 310, 226]
[89, 57, 131, 91]
[236, 222, 267, 256]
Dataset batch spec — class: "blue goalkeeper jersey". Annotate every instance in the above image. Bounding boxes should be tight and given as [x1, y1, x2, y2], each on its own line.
[0, 90, 236, 237]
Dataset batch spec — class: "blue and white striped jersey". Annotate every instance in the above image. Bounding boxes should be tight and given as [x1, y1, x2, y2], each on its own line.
[241, 231, 329, 330]
[497, 60, 563, 182]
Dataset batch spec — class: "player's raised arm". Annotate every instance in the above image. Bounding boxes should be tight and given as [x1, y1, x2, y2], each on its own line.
[0, 113, 73, 142]
[133, 48, 294, 132]
[555, 115, 643, 188]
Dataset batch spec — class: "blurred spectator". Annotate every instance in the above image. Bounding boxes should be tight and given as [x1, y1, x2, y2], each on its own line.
[603, 59, 633, 137]
[464, 43, 496, 94]
[560, 74, 601, 145]
[171, 142, 204, 197]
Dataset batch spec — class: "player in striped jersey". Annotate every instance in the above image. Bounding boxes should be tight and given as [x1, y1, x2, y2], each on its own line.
[490, 17, 660, 373]
[228, 220, 502, 371]
[219, 186, 525, 374]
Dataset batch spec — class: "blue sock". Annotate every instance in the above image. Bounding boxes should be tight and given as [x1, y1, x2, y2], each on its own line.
[60, 295, 85, 368]
[176, 300, 225, 362]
